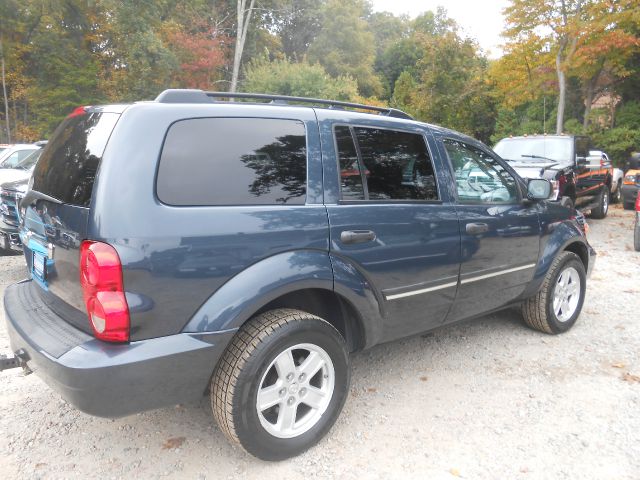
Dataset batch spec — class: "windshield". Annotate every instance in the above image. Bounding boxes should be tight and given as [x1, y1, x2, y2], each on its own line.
[15, 149, 42, 170]
[494, 137, 573, 163]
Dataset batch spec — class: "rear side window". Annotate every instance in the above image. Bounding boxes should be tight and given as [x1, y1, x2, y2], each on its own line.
[157, 118, 307, 206]
[334, 126, 438, 201]
[32, 112, 120, 207]
[335, 126, 365, 200]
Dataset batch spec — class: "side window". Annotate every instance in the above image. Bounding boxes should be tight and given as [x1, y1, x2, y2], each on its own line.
[157, 118, 307, 206]
[352, 127, 438, 201]
[1, 152, 21, 168]
[335, 126, 365, 200]
[443, 138, 518, 204]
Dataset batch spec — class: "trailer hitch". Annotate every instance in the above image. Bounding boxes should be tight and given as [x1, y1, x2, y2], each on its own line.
[0, 349, 33, 375]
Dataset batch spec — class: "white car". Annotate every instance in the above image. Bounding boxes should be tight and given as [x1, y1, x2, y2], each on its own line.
[0, 148, 42, 185]
[587, 150, 624, 203]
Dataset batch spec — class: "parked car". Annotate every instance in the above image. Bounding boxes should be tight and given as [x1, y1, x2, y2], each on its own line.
[0, 143, 41, 169]
[622, 169, 640, 209]
[0, 148, 42, 186]
[3, 91, 595, 460]
[634, 192, 640, 252]
[0, 177, 28, 254]
[493, 135, 612, 218]
[587, 150, 623, 203]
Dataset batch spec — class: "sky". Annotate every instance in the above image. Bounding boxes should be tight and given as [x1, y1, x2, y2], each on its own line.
[370, 0, 510, 58]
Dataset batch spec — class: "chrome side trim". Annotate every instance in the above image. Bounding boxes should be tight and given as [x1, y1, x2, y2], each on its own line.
[460, 263, 536, 285]
[385, 281, 458, 301]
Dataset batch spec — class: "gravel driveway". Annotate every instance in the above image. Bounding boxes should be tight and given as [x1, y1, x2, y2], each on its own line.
[1, 205, 639, 479]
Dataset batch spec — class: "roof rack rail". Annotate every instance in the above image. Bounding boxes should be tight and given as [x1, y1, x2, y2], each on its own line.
[154, 89, 413, 120]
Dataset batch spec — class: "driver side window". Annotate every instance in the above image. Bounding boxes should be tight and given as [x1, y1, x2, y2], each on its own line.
[443, 138, 517, 204]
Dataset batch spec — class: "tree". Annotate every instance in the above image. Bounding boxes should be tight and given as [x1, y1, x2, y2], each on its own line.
[308, 0, 382, 98]
[230, 0, 257, 92]
[243, 57, 358, 100]
[503, 0, 587, 134]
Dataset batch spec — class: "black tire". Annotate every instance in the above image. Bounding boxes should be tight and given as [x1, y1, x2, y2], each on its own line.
[590, 186, 609, 219]
[611, 181, 621, 203]
[211, 308, 350, 461]
[522, 251, 586, 334]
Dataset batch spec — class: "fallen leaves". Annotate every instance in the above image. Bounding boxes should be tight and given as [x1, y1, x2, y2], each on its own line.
[622, 372, 640, 383]
[449, 467, 461, 477]
[420, 376, 428, 382]
[162, 437, 186, 449]
[611, 363, 626, 369]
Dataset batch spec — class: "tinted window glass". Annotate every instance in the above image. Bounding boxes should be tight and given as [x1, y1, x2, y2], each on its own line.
[353, 127, 438, 201]
[335, 126, 365, 200]
[444, 138, 518, 204]
[157, 118, 307, 206]
[32, 112, 120, 207]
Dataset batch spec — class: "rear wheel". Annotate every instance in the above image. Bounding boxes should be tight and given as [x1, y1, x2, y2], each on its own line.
[560, 196, 574, 210]
[522, 251, 586, 334]
[211, 308, 350, 461]
[590, 186, 609, 219]
[611, 181, 621, 203]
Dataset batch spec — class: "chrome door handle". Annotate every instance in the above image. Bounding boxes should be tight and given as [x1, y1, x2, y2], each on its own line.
[340, 230, 376, 244]
[466, 222, 489, 234]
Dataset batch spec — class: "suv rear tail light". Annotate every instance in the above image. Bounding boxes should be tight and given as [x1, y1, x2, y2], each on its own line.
[636, 193, 640, 212]
[80, 240, 130, 342]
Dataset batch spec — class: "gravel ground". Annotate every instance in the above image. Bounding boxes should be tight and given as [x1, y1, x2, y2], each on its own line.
[1, 205, 639, 479]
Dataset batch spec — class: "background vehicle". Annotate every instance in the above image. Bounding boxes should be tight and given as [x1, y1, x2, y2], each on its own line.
[494, 135, 612, 218]
[635, 193, 640, 252]
[0, 144, 41, 169]
[0, 177, 28, 254]
[587, 150, 623, 203]
[0, 148, 42, 185]
[4, 91, 595, 461]
[623, 169, 640, 210]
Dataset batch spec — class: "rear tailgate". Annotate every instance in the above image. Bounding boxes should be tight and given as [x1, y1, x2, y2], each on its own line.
[20, 108, 121, 334]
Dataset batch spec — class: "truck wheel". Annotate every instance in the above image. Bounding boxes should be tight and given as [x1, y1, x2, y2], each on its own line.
[522, 252, 586, 334]
[611, 181, 621, 203]
[590, 186, 609, 219]
[211, 308, 350, 461]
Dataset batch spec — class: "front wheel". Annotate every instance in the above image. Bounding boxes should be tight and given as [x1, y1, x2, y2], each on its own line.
[590, 186, 609, 219]
[211, 309, 350, 461]
[522, 251, 587, 334]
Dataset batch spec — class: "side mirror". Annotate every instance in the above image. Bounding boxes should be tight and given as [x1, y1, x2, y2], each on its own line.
[527, 178, 552, 200]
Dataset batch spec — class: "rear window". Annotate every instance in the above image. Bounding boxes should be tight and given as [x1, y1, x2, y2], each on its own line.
[32, 112, 120, 207]
[157, 118, 307, 206]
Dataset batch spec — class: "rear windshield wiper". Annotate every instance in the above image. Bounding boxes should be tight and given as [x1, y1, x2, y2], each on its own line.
[21, 189, 63, 206]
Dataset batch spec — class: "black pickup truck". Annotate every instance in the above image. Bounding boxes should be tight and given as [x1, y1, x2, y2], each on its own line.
[494, 135, 613, 218]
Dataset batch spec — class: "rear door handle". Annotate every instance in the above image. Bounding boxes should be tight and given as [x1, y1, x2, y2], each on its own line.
[466, 222, 489, 235]
[340, 230, 376, 244]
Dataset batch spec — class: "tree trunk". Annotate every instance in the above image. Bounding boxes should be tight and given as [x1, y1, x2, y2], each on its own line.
[229, 0, 256, 93]
[555, 50, 566, 135]
[0, 36, 10, 143]
[583, 78, 594, 130]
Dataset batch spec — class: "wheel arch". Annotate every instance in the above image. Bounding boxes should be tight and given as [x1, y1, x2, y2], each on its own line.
[181, 250, 382, 351]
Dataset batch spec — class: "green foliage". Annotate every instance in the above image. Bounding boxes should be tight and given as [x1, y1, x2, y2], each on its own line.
[307, 0, 383, 98]
[616, 101, 640, 130]
[243, 57, 358, 100]
[590, 127, 640, 166]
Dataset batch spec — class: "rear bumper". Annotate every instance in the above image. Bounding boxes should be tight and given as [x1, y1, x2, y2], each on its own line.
[4, 280, 235, 417]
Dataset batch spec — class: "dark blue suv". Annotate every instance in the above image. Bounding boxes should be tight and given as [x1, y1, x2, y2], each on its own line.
[4, 90, 595, 460]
